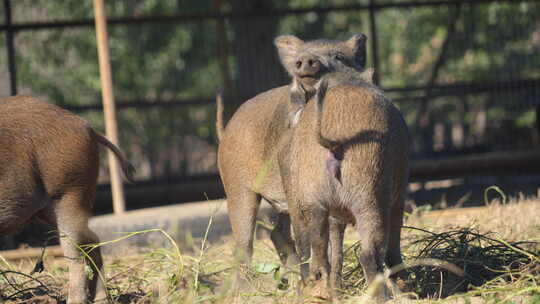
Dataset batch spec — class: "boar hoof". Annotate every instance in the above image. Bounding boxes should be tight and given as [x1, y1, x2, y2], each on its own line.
[304, 275, 331, 300]
[310, 281, 331, 300]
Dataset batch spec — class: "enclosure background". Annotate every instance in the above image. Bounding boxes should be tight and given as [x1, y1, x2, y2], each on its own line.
[1, 0, 539, 211]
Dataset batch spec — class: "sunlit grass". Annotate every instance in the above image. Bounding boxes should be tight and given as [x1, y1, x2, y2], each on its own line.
[1, 196, 539, 303]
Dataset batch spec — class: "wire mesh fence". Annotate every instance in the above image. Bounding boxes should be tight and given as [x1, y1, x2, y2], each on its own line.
[1, 0, 539, 189]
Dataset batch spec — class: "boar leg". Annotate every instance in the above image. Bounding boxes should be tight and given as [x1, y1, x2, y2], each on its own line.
[49, 190, 106, 304]
[386, 192, 404, 269]
[385, 180, 407, 290]
[270, 212, 301, 269]
[269, 212, 302, 290]
[226, 189, 261, 264]
[352, 195, 391, 300]
[306, 206, 331, 299]
[289, 208, 311, 281]
[328, 216, 346, 293]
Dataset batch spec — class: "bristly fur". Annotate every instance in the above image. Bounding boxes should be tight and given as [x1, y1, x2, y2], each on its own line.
[315, 78, 339, 151]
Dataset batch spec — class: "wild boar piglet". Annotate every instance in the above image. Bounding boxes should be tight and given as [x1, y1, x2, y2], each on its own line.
[0, 95, 135, 304]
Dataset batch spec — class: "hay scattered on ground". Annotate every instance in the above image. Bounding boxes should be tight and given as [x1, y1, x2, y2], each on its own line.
[402, 226, 539, 298]
[1, 197, 540, 303]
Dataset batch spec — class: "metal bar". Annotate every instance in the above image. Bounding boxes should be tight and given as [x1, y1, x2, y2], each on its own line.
[3, 0, 17, 95]
[415, 4, 463, 153]
[60, 78, 540, 113]
[536, 104, 540, 137]
[422, 4, 462, 100]
[410, 149, 540, 180]
[64, 98, 216, 112]
[93, 0, 126, 215]
[0, 0, 536, 32]
[97, 173, 221, 189]
[385, 78, 540, 95]
[104, 148, 540, 186]
[368, 0, 380, 85]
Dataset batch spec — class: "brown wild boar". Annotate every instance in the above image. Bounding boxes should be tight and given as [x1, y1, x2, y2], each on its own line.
[278, 77, 410, 300]
[216, 34, 369, 290]
[277, 34, 407, 299]
[0, 96, 135, 304]
[285, 63, 377, 296]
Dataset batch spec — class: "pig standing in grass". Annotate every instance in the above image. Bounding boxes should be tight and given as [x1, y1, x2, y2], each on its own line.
[0, 96, 135, 304]
[216, 34, 369, 293]
[276, 38, 410, 300]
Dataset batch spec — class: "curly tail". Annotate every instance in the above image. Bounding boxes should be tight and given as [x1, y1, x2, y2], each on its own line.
[315, 78, 341, 151]
[92, 130, 136, 183]
[216, 89, 225, 142]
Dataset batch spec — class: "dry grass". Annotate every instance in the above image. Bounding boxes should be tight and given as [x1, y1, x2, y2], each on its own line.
[1, 195, 539, 303]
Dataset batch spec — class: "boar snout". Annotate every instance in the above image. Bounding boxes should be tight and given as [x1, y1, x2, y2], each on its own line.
[295, 53, 322, 75]
[294, 53, 325, 86]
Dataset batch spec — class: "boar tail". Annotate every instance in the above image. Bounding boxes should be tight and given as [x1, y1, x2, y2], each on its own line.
[92, 130, 136, 183]
[216, 89, 225, 142]
[315, 78, 341, 151]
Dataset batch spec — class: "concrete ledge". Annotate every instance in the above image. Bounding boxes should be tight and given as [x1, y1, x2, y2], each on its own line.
[88, 201, 493, 252]
[89, 199, 272, 252]
[2, 204, 495, 259]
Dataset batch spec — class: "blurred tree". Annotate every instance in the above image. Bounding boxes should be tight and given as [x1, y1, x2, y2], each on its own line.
[2, 0, 539, 182]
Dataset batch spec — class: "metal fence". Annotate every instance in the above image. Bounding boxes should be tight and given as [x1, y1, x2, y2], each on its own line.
[1, 0, 539, 209]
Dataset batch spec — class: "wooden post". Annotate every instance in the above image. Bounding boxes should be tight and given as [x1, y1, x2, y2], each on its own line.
[93, 0, 126, 214]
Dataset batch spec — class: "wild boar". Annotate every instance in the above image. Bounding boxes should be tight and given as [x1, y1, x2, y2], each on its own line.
[285, 64, 377, 296]
[277, 76, 410, 299]
[0, 96, 135, 304]
[216, 34, 369, 289]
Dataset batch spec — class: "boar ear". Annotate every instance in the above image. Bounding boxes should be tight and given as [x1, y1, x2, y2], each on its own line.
[274, 35, 304, 74]
[274, 35, 304, 53]
[345, 33, 367, 69]
[359, 68, 375, 84]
